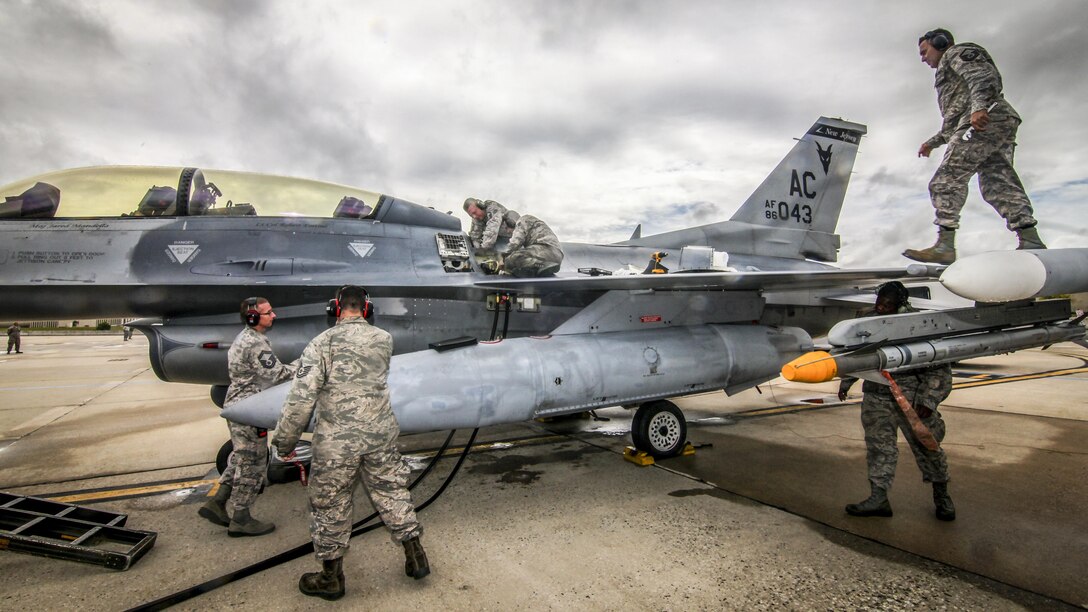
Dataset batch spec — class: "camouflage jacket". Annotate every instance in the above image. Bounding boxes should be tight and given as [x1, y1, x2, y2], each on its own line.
[468, 200, 514, 250]
[507, 214, 560, 252]
[272, 317, 399, 457]
[7, 324, 20, 338]
[925, 42, 1021, 149]
[223, 326, 295, 408]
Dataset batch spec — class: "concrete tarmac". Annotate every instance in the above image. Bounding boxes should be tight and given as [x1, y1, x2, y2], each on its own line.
[1, 336, 1085, 610]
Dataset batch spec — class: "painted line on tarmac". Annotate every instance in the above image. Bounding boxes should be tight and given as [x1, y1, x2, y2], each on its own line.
[31, 434, 567, 504]
[45, 478, 219, 504]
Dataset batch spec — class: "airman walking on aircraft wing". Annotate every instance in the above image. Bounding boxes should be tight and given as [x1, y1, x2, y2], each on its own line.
[501, 211, 564, 277]
[273, 285, 428, 601]
[198, 297, 294, 536]
[838, 282, 956, 521]
[904, 28, 1046, 264]
[464, 197, 515, 250]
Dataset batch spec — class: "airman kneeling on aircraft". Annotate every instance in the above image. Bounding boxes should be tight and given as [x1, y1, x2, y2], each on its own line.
[839, 282, 956, 521]
[904, 28, 1046, 264]
[273, 285, 428, 601]
[498, 211, 563, 277]
[198, 297, 294, 536]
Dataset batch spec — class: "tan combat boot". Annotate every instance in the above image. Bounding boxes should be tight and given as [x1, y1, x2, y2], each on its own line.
[1015, 225, 1047, 250]
[227, 507, 275, 537]
[197, 483, 231, 527]
[903, 227, 956, 264]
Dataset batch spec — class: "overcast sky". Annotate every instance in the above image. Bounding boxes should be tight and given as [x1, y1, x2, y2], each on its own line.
[2, 0, 1085, 267]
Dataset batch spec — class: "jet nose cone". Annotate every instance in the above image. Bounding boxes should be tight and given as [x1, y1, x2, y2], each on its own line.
[940, 251, 1047, 302]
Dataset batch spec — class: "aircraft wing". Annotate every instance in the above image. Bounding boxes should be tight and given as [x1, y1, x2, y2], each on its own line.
[474, 265, 942, 294]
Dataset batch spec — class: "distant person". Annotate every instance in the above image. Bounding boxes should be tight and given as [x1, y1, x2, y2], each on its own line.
[500, 211, 564, 277]
[838, 282, 956, 521]
[273, 285, 428, 601]
[198, 297, 295, 536]
[7, 322, 22, 354]
[904, 28, 1045, 264]
[463, 197, 515, 251]
[122, 325, 133, 341]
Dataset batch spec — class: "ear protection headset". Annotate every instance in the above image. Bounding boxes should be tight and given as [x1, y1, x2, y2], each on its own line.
[243, 297, 261, 327]
[924, 29, 952, 51]
[877, 281, 911, 308]
[326, 285, 372, 319]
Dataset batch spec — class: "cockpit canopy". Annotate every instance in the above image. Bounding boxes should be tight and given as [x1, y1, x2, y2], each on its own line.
[0, 166, 385, 219]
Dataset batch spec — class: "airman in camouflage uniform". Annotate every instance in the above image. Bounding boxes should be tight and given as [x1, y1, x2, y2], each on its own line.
[199, 297, 295, 536]
[904, 28, 1045, 264]
[501, 211, 563, 277]
[273, 285, 428, 601]
[838, 282, 956, 521]
[464, 197, 515, 251]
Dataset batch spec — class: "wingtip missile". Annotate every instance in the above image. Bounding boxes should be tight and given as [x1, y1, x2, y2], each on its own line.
[940, 248, 1088, 302]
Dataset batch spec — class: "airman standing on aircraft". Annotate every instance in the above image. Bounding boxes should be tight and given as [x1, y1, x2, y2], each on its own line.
[838, 282, 956, 521]
[464, 197, 515, 251]
[273, 285, 428, 601]
[500, 211, 564, 277]
[904, 28, 1045, 265]
[198, 297, 294, 536]
[6, 322, 22, 354]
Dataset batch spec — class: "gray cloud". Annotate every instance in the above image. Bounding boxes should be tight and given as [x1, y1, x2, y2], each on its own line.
[1, 0, 1085, 267]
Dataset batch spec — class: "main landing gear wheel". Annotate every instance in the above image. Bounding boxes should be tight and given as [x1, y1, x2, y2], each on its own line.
[631, 400, 688, 459]
[215, 440, 234, 475]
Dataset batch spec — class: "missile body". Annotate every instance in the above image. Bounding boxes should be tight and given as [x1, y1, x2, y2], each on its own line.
[941, 248, 1088, 302]
[223, 324, 812, 432]
[782, 322, 1085, 383]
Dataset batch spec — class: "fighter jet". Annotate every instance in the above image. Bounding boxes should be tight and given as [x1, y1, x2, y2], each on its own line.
[1, 117, 1083, 461]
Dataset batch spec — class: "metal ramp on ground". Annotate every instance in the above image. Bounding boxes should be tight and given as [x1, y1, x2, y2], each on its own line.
[0, 491, 156, 570]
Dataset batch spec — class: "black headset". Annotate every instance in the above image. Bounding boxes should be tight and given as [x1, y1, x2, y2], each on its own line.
[242, 297, 261, 327]
[877, 281, 911, 308]
[326, 285, 372, 319]
[923, 29, 952, 51]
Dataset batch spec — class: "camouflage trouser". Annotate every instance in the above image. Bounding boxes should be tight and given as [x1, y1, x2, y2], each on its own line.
[308, 444, 421, 561]
[7, 336, 19, 352]
[505, 244, 563, 278]
[861, 388, 950, 491]
[219, 420, 267, 514]
[929, 117, 1037, 231]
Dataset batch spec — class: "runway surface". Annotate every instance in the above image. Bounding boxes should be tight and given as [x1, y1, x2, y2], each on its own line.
[1, 335, 1085, 610]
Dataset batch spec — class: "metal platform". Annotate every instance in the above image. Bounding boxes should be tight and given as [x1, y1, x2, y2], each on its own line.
[0, 492, 156, 570]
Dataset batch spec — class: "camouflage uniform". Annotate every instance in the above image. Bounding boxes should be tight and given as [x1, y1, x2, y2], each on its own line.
[503, 214, 563, 277]
[859, 365, 952, 490]
[924, 42, 1037, 231]
[272, 317, 421, 562]
[842, 306, 953, 491]
[221, 326, 295, 514]
[6, 323, 20, 353]
[467, 199, 514, 251]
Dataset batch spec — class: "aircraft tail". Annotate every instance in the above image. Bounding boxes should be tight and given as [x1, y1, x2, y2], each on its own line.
[623, 116, 866, 262]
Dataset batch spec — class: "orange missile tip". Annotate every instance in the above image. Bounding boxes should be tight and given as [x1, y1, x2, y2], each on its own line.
[781, 351, 838, 383]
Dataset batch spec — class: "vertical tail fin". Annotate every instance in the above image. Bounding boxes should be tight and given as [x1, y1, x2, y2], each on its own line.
[622, 117, 866, 262]
[729, 117, 866, 237]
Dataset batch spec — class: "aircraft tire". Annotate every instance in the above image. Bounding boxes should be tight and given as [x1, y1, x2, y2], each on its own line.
[631, 400, 687, 459]
[215, 439, 234, 475]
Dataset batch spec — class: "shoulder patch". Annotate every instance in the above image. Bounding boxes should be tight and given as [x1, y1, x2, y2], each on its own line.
[960, 48, 980, 61]
[258, 350, 278, 369]
[296, 365, 312, 379]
